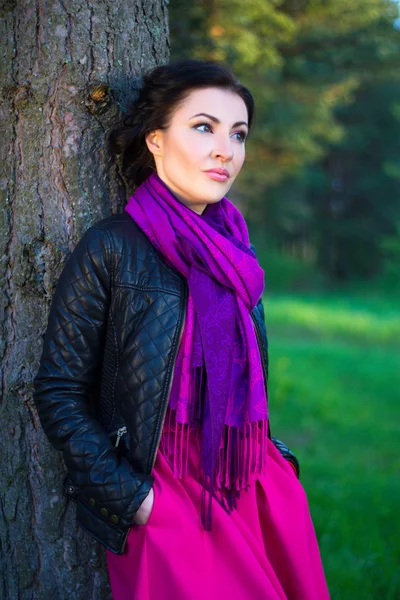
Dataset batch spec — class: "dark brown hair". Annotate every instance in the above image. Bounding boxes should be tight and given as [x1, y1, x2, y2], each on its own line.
[109, 59, 254, 189]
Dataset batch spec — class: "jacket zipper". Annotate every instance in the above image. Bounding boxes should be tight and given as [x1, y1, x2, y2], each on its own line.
[109, 426, 128, 448]
[149, 288, 187, 471]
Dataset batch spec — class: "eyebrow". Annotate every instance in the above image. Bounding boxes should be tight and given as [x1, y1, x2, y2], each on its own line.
[189, 112, 249, 129]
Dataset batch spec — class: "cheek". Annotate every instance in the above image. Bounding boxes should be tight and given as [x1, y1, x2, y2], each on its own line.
[185, 134, 212, 164]
[235, 148, 246, 172]
[166, 134, 204, 169]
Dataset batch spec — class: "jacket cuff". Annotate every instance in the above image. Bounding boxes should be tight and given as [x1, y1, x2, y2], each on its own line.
[62, 471, 154, 527]
[271, 436, 300, 478]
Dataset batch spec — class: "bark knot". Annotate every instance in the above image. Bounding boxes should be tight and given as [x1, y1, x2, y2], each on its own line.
[85, 83, 112, 115]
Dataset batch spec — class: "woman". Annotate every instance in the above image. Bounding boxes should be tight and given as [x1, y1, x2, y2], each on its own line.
[33, 59, 329, 599]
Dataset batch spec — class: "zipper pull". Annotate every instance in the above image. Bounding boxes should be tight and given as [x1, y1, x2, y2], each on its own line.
[115, 426, 127, 448]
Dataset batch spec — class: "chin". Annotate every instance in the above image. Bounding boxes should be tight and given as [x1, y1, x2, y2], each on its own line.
[202, 181, 232, 201]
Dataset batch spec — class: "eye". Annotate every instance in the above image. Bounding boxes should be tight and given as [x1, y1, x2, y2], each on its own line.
[232, 131, 247, 143]
[194, 123, 213, 133]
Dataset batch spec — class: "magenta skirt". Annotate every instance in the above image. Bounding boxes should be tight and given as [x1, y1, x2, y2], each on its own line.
[106, 422, 330, 600]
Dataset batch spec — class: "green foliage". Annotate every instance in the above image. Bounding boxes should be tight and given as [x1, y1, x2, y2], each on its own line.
[265, 291, 400, 599]
[170, 0, 294, 70]
[169, 0, 400, 282]
[206, 0, 295, 68]
[250, 228, 324, 291]
[260, 248, 319, 290]
[378, 224, 400, 292]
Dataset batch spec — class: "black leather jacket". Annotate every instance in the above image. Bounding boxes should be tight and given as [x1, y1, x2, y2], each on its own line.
[33, 212, 299, 555]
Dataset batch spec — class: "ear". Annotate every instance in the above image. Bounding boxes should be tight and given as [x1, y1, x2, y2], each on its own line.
[145, 130, 163, 157]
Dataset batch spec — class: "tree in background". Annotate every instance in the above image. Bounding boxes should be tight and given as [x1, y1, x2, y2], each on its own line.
[170, 0, 400, 282]
[0, 2, 168, 598]
[305, 41, 400, 279]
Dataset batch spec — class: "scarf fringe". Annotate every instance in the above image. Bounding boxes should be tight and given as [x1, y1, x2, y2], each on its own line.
[159, 408, 269, 528]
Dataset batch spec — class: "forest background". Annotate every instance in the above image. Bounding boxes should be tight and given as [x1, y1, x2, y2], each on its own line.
[169, 1, 400, 598]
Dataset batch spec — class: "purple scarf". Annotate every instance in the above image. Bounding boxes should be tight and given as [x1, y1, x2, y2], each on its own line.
[125, 172, 269, 528]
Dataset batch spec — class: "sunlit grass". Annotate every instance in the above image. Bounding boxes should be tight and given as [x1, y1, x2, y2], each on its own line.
[264, 292, 400, 600]
[263, 293, 400, 344]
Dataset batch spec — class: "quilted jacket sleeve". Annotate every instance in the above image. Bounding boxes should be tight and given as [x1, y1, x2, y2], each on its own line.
[33, 225, 153, 527]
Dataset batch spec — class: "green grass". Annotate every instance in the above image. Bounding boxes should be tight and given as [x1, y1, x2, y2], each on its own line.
[264, 292, 400, 600]
[265, 293, 400, 345]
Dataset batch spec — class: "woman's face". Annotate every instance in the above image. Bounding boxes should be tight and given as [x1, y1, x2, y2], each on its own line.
[145, 87, 249, 215]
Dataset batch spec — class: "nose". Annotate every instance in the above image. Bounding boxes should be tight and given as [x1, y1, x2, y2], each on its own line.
[211, 134, 234, 162]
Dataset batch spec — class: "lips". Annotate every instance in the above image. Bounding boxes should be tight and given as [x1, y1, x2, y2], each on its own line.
[204, 168, 230, 182]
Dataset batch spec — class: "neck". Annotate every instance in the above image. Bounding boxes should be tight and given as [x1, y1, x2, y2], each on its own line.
[153, 172, 208, 216]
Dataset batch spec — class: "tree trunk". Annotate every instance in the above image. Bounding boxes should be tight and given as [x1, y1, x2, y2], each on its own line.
[0, 1, 168, 598]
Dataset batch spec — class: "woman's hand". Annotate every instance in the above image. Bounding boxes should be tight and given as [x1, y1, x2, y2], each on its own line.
[132, 487, 154, 525]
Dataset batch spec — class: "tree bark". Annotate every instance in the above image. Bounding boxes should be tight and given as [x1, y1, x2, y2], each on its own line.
[0, 1, 168, 598]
